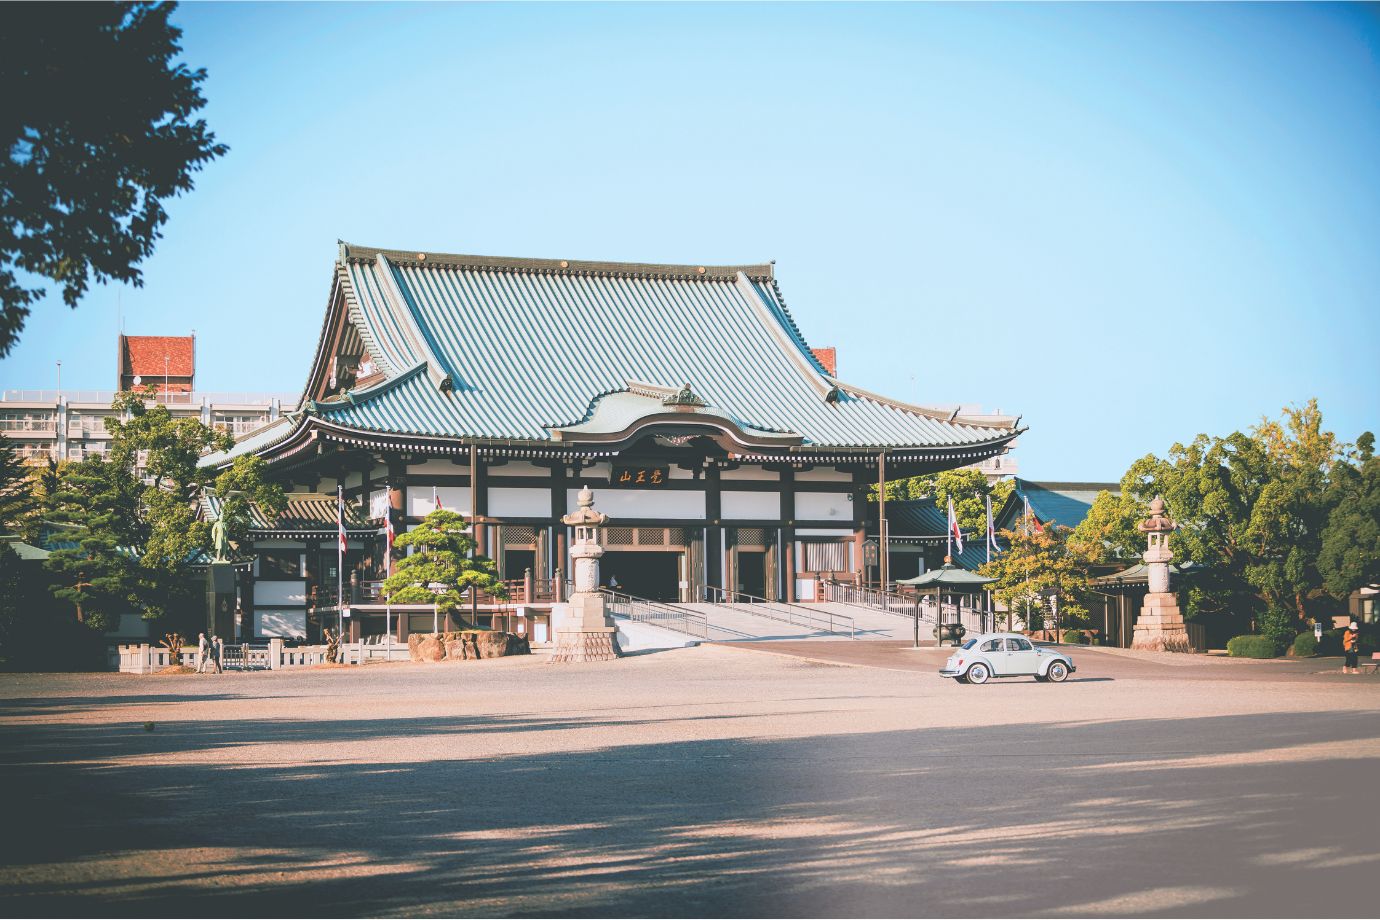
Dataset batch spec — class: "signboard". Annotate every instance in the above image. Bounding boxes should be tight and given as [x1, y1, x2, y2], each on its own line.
[610, 465, 670, 487]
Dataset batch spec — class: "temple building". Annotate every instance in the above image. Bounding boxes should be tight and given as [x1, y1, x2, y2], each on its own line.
[200, 243, 1022, 642]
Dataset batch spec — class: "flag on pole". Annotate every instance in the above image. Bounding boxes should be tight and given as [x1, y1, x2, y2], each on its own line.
[384, 507, 395, 577]
[337, 485, 348, 555]
[987, 494, 999, 558]
[1023, 494, 1044, 534]
[433, 485, 442, 511]
[948, 497, 964, 556]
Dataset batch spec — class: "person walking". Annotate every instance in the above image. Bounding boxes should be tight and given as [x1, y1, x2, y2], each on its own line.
[1343, 621, 1361, 674]
[196, 633, 210, 674]
[208, 634, 224, 674]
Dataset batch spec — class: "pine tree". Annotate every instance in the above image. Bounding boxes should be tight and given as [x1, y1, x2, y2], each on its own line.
[381, 510, 506, 627]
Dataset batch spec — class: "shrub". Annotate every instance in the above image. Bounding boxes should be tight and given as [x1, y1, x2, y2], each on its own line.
[1227, 635, 1280, 659]
[1061, 629, 1090, 645]
[1289, 632, 1319, 658]
[1259, 606, 1297, 651]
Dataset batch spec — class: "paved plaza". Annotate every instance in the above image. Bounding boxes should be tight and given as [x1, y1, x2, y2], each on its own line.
[1, 645, 1378, 918]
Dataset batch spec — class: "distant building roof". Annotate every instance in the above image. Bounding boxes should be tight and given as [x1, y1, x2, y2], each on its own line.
[1016, 479, 1119, 530]
[0, 535, 49, 560]
[119, 335, 194, 384]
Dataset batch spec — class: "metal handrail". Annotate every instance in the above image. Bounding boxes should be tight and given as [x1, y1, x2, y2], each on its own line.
[600, 588, 708, 639]
[820, 578, 927, 621]
[702, 585, 855, 638]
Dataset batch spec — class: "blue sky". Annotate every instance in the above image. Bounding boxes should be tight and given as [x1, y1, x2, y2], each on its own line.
[4, 1, 1377, 480]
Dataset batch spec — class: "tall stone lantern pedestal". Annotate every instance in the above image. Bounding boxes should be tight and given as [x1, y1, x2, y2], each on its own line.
[1131, 496, 1194, 653]
[551, 486, 622, 663]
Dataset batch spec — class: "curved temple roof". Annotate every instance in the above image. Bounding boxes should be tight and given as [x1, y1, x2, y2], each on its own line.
[205, 244, 1022, 467]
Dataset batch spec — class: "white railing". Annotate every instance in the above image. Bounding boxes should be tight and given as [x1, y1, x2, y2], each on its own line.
[112, 640, 349, 673]
[3, 390, 299, 407]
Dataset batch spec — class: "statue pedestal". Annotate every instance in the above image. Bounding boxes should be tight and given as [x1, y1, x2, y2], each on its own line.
[549, 594, 622, 663]
[206, 562, 236, 639]
[1131, 592, 1193, 653]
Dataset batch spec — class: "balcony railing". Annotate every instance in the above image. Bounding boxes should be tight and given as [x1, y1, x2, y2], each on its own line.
[2, 390, 299, 407]
[0, 419, 56, 432]
[309, 570, 566, 610]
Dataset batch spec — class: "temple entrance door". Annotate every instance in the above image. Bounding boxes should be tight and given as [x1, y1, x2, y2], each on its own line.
[502, 549, 535, 581]
[601, 551, 681, 602]
[738, 551, 767, 598]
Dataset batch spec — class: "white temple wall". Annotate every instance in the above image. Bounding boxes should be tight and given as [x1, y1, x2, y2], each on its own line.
[568, 488, 705, 519]
[721, 490, 781, 520]
[795, 491, 851, 521]
[488, 487, 552, 518]
[408, 485, 470, 517]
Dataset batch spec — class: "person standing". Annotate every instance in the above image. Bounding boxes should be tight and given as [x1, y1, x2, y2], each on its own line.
[1343, 622, 1361, 674]
[196, 633, 210, 674]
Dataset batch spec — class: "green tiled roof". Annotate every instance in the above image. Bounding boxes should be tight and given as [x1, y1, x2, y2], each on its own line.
[326, 245, 1020, 449]
[205, 244, 1022, 466]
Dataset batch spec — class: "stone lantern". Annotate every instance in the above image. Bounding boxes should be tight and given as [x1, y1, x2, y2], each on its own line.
[551, 486, 621, 662]
[1130, 496, 1193, 653]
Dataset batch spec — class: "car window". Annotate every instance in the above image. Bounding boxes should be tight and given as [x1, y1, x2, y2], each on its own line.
[1009, 637, 1033, 651]
[980, 639, 1002, 652]
[960, 639, 976, 650]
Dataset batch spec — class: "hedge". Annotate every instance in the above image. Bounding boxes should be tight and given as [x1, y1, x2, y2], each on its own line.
[1061, 629, 1091, 645]
[1227, 635, 1280, 659]
[1289, 632, 1319, 658]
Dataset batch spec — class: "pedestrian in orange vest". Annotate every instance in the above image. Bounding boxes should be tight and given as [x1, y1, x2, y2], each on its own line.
[1343, 622, 1361, 674]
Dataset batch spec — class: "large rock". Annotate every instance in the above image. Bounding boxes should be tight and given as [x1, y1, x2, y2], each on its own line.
[478, 631, 531, 658]
[413, 634, 445, 662]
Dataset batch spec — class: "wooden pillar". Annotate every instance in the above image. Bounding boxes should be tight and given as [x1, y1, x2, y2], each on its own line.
[552, 461, 568, 584]
[387, 460, 406, 574]
[705, 465, 722, 589]
[780, 466, 796, 602]
[471, 445, 487, 556]
[853, 468, 867, 585]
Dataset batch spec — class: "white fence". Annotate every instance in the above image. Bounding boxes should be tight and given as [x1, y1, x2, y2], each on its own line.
[112, 640, 363, 673]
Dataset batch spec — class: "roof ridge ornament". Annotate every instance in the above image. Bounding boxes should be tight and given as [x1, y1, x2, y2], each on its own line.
[662, 382, 707, 408]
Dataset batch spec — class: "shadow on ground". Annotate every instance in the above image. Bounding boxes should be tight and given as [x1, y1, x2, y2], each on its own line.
[1, 706, 1378, 917]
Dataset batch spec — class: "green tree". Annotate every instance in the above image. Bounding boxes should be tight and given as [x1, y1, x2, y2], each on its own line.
[45, 390, 284, 630]
[381, 510, 506, 625]
[1067, 490, 1144, 567]
[0, 2, 227, 356]
[871, 468, 1014, 534]
[1120, 400, 1343, 644]
[1319, 431, 1379, 600]
[45, 457, 142, 630]
[212, 455, 289, 549]
[0, 435, 38, 540]
[979, 523, 1090, 632]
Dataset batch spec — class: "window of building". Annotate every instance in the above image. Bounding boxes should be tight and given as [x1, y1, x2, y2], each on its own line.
[0, 410, 55, 432]
[258, 551, 302, 578]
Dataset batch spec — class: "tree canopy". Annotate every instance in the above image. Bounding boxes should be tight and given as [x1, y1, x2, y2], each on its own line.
[381, 510, 506, 623]
[44, 390, 283, 630]
[0, 2, 225, 356]
[1319, 431, 1379, 600]
[980, 523, 1091, 631]
[872, 468, 1014, 535]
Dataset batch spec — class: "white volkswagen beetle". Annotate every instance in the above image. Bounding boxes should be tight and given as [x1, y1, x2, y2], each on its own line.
[939, 632, 1076, 684]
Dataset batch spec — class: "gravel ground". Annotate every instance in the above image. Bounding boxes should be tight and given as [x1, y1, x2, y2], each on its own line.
[1, 645, 1378, 918]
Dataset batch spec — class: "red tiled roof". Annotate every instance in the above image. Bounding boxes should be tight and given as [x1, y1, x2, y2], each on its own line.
[811, 347, 837, 377]
[121, 335, 194, 379]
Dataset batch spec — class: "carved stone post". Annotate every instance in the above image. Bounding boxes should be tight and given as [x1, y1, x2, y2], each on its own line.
[1130, 496, 1194, 653]
[550, 486, 621, 662]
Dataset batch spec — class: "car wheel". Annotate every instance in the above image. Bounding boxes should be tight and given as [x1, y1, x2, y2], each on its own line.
[966, 663, 990, 685]
[1046, 661, 1069, 683]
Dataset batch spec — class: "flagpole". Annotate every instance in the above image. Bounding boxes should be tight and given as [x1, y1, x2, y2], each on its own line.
[337, 483, 344, 642]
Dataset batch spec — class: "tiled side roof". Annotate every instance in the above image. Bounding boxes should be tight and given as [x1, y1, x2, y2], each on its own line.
[317, 247, 1022, 450]
[203, 493, 375, 534]
[121, 335, 194, 378]
[1017, 479, 1119, 530]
